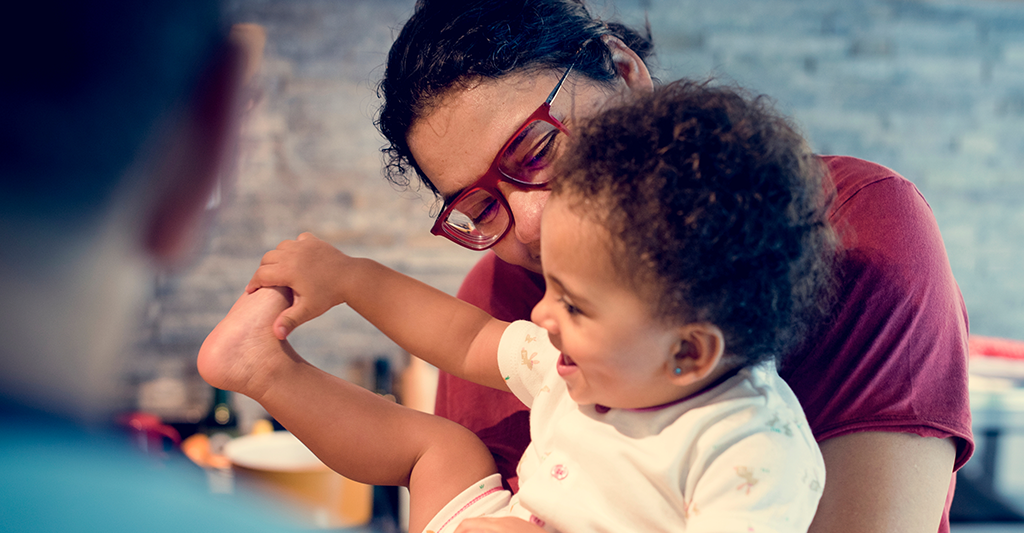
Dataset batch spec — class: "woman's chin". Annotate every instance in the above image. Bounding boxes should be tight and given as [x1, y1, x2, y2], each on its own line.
[523, 257, 543, 274]
[493, 245, 543, 274]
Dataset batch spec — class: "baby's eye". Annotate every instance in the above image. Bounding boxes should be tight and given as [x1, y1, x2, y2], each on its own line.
[559, 297, 580, 316]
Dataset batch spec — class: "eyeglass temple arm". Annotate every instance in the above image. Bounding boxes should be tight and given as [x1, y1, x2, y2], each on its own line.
[545, 38, 593, 105]
[545, 62, 576, 105]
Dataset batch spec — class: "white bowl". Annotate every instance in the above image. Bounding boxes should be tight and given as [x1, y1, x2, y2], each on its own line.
[224, 431, 372, 528]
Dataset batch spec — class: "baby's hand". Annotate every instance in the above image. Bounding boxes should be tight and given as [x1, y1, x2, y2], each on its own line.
[245, 232, 352, 339]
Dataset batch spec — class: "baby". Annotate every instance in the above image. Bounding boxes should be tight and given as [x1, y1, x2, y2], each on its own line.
[200, 79, 836, 532]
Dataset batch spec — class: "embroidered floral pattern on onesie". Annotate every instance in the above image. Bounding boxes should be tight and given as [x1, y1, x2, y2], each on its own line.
[521, 348, 539, 370]
[766, 412, 794, 436]
[735, 466, 759, 494]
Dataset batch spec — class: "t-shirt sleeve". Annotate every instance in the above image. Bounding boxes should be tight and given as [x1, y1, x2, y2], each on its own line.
[781, 156, 973, 470]
[497, 320, 560, 409]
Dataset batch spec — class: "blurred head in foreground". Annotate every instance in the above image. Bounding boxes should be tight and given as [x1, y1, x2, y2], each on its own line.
[0, 1, 244, 420]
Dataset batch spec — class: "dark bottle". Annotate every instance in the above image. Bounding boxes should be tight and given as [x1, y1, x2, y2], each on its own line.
[371, 356, 400, 533]
[202, 387, 238, 436]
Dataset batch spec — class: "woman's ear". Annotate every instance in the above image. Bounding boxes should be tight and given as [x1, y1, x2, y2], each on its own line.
[602, 36, 654, 94]
[669, 323, 725, 385]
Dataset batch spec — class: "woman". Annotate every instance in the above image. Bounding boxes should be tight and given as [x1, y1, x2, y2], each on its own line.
[367, 1, 973, 531]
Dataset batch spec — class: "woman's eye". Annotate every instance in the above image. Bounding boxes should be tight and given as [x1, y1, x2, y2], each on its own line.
[450, 189, 505, 234]
[519, 130, 561, 172]
[468, 198, 499, 227]
[502, 121, 564, 182]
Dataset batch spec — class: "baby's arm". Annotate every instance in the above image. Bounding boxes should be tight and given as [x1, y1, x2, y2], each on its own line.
[246, 232, 511, 392]
[198, 287, 498, 533]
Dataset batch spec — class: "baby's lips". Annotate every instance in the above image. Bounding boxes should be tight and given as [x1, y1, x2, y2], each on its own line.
[556, 352, 578, 378]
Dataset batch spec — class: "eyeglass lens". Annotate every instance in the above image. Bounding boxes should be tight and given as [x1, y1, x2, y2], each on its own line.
[443, 189, 511, 247]
[499, 119, 564, 185]
[444, 119, 565, 247]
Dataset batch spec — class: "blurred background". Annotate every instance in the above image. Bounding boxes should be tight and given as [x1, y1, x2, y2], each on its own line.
[121, 0, 1024, 530]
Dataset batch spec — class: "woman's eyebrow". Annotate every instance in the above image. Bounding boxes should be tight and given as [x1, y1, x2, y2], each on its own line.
[438, 105, 556, 208]
[503, 124, 531, 155]
[439, 179, 476, 208]
[439, 131, 528, 208]
[440, 188, 463, 209]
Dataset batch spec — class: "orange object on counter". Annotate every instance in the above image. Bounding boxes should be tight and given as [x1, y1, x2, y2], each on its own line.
[181, 433, 231, 469]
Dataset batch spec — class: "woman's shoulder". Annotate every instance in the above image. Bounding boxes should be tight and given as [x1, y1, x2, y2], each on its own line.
[822, 155, 920, 212]
[822, 155, 944, 256]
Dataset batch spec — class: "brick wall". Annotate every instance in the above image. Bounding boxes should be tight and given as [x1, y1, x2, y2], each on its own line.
[128, 0, 1024, 426]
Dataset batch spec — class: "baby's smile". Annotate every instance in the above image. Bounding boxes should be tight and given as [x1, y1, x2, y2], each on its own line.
[556, 352, 578, 378]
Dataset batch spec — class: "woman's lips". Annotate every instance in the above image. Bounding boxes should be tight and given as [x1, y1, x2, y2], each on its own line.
[556, 352, 578, 377]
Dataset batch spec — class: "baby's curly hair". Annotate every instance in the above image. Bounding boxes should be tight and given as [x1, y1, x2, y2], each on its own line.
[552, 80, 837, 366]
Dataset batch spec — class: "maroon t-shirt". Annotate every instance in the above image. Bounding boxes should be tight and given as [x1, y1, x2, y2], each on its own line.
[441, 156, 974, 528]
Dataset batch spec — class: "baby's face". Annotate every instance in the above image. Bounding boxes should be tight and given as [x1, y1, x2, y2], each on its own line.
[530, 194, 684, 409]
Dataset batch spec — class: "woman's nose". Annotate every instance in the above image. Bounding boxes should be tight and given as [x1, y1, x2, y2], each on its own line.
[503, 186, 549, 247]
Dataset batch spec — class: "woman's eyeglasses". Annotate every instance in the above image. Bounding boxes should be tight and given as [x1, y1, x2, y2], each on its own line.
[429, 61, 575, 250]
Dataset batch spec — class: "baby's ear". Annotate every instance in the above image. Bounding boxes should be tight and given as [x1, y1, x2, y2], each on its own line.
[669, 323, 725, 385]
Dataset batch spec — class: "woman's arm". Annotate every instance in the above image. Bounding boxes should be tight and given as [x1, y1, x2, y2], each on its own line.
[809, 432, 956, 533]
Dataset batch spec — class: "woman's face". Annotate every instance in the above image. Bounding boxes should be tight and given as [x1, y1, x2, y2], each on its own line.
[407, 71, 628, 273]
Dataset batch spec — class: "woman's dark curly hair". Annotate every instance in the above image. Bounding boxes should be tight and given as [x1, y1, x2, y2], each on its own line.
[552, 80, 837, 366]
[376, 0, 654, 196]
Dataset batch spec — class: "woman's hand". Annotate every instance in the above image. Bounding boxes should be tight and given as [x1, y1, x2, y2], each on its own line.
[454, 517, 548, 533]
[245, 232, 353, 339]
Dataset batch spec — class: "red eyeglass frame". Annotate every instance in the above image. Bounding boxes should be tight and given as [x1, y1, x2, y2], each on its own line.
[429, 63, 575, 250]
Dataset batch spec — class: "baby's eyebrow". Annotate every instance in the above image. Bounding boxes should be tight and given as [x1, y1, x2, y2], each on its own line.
[548, 275, 592, 309]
